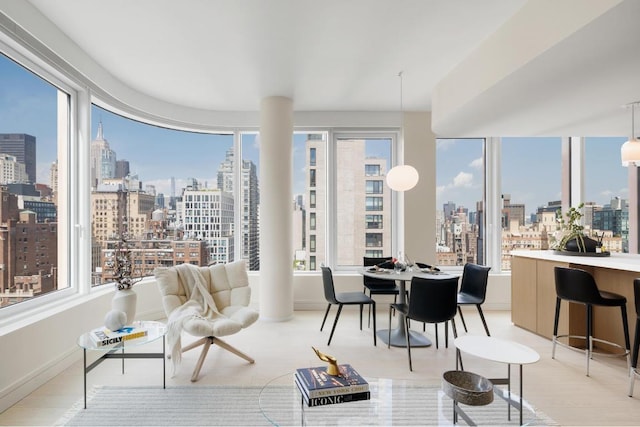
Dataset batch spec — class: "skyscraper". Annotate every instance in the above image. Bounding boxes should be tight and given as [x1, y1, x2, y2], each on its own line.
[217, 148, 260, 270]
[90, 122, 116, 189]
[0, 133, 36, 184]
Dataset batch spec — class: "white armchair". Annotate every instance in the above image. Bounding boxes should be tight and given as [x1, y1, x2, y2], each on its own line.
[155, 260, 259, 381]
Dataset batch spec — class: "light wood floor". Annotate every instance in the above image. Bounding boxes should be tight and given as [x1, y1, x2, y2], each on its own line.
[2, 309, 640, 426]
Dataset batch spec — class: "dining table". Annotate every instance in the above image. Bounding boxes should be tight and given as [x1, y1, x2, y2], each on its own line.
[360, 267, 459, 348]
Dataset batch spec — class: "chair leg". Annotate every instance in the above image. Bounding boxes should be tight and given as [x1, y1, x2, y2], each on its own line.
[458, 306, 468, 333]
[622, 305, 631, 372]
[476, 305, 490, 336]
[552, 297, 561, 359]
[190, 337, 212, 382]
[359, 304, 364, 330]
[445, 321, 449, 348]
[435, 324, 439, 349]
[327, 304, 343, 346]
[405, 316, 413, 371]
[371, 301, 377, 346]
[586, 304, 593, 377]
[320, 304, 332, 331]
[388, 305, 393, 349]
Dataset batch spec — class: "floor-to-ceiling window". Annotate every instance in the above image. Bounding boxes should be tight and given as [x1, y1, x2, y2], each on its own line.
[334, 134, 393, 268]
[435, 138, 484, 267]
[584, 137, 629, 253]
[293, 132, 326, 271]
[0, 51, 69, 309]
[500, 137, 562, 271]
[89, 105, 234, 285]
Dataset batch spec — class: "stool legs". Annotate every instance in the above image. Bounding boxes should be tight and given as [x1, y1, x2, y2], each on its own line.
[553, 297, 630, 377]
[629, 317, 640, 397]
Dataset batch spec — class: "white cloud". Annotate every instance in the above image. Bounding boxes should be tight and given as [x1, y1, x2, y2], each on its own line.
[470, 157, 483, 169]
[452, 171, 474, 188]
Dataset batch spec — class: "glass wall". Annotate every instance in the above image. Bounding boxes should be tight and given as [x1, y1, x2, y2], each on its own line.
[0, 52, 69, 308]
[335, 136, 392, 268]
[435, 138, 484, 267]
[584, 137, 629, 253]
[89, 105, 234, 285]
[500, 137, 562, 270]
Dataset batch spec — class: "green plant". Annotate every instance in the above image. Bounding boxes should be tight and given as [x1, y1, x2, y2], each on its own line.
[556, 203, 587, 251]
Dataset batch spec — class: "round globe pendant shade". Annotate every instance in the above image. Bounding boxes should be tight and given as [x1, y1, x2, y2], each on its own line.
[621, 138, 640, 167]
[386, 165, 419, 191]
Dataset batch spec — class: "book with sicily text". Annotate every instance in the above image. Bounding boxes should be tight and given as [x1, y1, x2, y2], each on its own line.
[89, 325, 148, 347]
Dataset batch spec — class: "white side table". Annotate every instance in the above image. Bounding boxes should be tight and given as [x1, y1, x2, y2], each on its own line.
[454, 335, 540, 426]
[77, 320, 166, 409]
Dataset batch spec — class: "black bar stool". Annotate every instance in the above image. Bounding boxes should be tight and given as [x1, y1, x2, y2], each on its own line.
[629, 278, 640, 397]
[553, 266, 630, 376]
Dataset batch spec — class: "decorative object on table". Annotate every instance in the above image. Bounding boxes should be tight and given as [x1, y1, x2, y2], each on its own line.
[294, 352, 370, 407]
[312, 346, 340, 376]
[442, 370, 494, 426]
[552, 203, 609, 256]
[107, 234, 141, 322]
[89, 324, 149, 347]
[104, 309, 127, 331]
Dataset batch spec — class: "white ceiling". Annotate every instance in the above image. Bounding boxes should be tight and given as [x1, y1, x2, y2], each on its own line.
[4, 0, 640, 136]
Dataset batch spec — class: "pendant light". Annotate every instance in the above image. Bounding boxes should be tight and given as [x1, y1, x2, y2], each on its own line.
[621, 102, 640, 167]
[386, 71, 419, 191]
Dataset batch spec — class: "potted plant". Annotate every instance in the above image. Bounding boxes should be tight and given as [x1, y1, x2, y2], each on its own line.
[553, 203, 601, 253]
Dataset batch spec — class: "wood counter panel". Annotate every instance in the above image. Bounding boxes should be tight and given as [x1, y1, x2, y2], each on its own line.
[512, 251, 639, 349]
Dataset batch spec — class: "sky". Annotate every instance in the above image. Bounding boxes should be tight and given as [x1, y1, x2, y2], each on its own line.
[0, 52, 631, 217]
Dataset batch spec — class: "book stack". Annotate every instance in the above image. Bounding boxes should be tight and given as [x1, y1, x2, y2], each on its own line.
[89, 325, 148, 347]
[294, 364, 370, 407]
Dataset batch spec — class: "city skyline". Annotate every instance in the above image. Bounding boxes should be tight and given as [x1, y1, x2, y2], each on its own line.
[0, 53, 631, 217]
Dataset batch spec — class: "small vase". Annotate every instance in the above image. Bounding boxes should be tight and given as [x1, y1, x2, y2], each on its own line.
[111, 288, 137, 324]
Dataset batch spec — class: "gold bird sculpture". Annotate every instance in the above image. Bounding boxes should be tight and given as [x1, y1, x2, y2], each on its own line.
[312, 346, 340, 376]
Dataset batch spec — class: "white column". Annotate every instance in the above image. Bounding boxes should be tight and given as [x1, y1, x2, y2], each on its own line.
[259, 96, 294, 321]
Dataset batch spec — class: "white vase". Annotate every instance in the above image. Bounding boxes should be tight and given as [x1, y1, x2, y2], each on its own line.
[111, 288, 137, 325]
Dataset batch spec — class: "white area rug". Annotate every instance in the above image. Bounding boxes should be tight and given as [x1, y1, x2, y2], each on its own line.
[57, 384, 557, 426]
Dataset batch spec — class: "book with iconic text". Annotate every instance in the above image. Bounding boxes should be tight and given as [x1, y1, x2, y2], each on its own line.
[295, 375, 370, 407]
[89, 325, 148, 347]
[294, 364, 369, 398]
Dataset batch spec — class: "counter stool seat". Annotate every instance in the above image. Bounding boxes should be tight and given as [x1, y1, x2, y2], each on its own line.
[553, 266, 630, 377]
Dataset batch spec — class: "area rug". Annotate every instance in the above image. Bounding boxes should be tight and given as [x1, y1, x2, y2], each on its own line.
[56, 384, 557, 426]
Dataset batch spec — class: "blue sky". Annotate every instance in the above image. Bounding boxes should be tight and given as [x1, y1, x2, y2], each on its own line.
[0, 53, 630, 216]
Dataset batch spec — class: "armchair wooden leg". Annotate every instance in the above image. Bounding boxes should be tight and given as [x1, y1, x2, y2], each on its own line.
[184, 336, 255, 382]
[191, 337, 213, 382]
[213, 337, 255, 364]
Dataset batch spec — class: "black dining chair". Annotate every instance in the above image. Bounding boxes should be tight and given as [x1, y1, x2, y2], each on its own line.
[388, 276, 459, 371]
[320, 266, 377, 346]
[363, 256, 402, 326]
[457, 263, 492, 336]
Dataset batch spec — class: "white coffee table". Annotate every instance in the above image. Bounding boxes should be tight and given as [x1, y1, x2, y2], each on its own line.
[77, 320, 166, 409]
[454, 335, 540, 426]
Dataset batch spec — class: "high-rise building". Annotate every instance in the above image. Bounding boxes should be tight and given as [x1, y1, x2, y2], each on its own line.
[0, 134, 36, 184]
[217, 148, 260, 270]
[49, 160, 58, 206]
[90, 122, 116, 189]
[0, 187, 57, 306]
[115, 159, 130, 179]
[181, 188, 235, 264]
[0, 154, 28, 184]
[305, 137, 390, 270]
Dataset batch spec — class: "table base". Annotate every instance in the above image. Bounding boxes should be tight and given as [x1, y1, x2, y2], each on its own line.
[377, 328, 432, 347]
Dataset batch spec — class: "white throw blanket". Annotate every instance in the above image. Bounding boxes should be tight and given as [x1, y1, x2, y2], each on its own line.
[166, 263, 223, 375]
